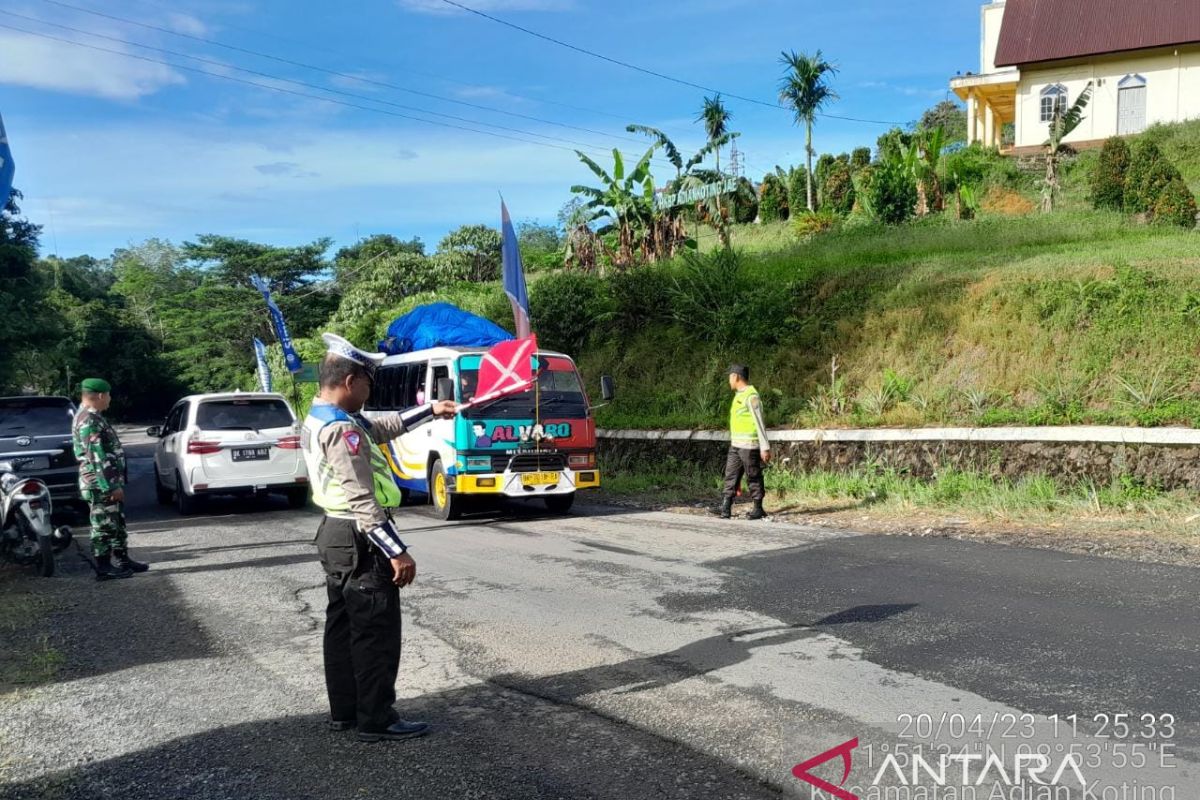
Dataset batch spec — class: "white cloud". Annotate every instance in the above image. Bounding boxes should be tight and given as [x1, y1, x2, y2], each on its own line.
[397, 0, 574, 14]
[166, 12, 209, 36]
[0, 29, 185, 100]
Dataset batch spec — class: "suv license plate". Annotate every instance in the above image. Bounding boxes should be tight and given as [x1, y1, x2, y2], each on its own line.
[232, 447, 270, 462]
[521, 471, 559, 487]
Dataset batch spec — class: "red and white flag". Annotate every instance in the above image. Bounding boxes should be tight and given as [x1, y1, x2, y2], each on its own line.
[466, 335, 538, 409]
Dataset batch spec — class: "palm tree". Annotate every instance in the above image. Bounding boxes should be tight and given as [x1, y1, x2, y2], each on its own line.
[778, 50, 839, 212]
[1042, 82, 1093, 213]
[696, 95, 732, 174]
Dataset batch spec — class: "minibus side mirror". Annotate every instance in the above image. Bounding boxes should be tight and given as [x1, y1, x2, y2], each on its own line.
[600, 375, 616, 402]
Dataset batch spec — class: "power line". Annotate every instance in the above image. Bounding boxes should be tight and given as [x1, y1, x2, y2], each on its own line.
[79, 0, 665, 129]
[435, 0, 906, 126]
[0, 21, 614, 158]
[31, 0, 693, 151]
[4, 11, 635, 155]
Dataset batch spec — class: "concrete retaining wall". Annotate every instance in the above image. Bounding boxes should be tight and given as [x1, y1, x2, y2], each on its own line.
[597, 427, 1200, 490]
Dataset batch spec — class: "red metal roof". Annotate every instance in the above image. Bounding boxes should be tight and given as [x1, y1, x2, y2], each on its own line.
[994, 0, 1200, 67]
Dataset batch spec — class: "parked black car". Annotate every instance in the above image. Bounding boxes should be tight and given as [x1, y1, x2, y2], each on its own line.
[0, 396, 80, 506]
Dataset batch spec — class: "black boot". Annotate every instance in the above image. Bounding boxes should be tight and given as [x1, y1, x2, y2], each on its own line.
[710, 496, 729, 522]
[95, 554, 133, 582]
[113, 549, 149, 573]
[746, 500, 767, 521]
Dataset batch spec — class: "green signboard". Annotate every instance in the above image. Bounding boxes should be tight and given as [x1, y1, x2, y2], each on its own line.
[653, 177, 740, 212]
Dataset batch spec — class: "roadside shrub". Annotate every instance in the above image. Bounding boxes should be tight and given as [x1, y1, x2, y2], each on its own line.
[866, 161, 918, 224]
[944, 143, 1022, 193]
[1089, 136, 1130, 211]
[1125, 141, 1179, 214]
[821, 161, 856, 216]
[528, 271, 609, 352]
[792, 210, 840, 238]
[759, 173, 788, 222]
[606, 266, 672, 333]
[1151, 177, 1198, 228]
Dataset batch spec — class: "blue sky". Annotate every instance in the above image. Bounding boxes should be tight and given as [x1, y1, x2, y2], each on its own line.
[1, 0, 982, 258]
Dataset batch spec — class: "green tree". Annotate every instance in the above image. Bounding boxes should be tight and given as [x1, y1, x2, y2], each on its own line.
[0, 191, 57, 393]
[1089, 136, 1131, 211]
[850, 147, 872, 171]
[814, 153, 836, 207]
[821, 160, 856, 215]
[778, 49, 839, 212]
[1152, 177, 1198, 228]
[436, 224, 503, 282]
[920, 100, 968, 144]
[758, 171, 789, 222]
[334, 234, 424, 287]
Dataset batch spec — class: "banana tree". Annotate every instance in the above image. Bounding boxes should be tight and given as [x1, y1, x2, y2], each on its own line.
[626, 124, 740, 248]
[1042, 82, 1093, 213]
[915, 125, 946, 214]
[571, 144, 659, 269]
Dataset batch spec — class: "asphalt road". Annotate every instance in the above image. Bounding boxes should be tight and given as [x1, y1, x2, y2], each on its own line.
[1, 433, 1197, 799]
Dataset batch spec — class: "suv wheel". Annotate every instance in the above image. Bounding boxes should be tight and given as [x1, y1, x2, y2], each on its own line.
[175, 472, 199, 516]
[154, 470, 172, 505]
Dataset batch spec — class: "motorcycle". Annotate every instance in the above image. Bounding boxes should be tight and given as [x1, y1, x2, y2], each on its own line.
[0, 459, 73, 577]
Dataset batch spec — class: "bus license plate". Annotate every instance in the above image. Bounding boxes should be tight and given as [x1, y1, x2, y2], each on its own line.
[232, 447, 270, 462]
[521, 472, 559, 487]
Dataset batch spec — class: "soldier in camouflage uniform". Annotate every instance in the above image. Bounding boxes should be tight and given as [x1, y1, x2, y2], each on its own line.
[72, 378, 149, 581]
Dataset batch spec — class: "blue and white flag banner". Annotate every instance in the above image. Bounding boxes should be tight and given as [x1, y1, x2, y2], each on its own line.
[253, 337, 273, 393]
[249, 274, 303, 374]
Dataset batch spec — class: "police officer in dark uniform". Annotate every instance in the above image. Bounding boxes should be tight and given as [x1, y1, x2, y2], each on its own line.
[301, 334, 456, 742]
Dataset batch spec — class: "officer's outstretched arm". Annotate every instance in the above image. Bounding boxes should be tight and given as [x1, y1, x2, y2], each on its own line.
[368, 403, 435, 443]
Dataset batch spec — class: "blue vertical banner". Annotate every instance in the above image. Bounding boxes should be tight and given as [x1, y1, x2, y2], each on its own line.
[500, 199, 531, 338]
[0, 111, 15, 209]
[249, 275, 303, 374]
[252, 337, 273, 393]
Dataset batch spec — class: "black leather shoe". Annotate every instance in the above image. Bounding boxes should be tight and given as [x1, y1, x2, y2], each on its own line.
[712, 498, 733, 519]
[95, 555, 133, 582]
[746, 502, 767, 521]
[327, 718, 355, 732]
[112, 550, 150, 573]
[357, 719, 430, 742]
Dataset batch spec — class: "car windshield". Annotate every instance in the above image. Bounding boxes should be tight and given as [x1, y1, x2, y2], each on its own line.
[0, 399, 74, 437]
[196, 399, 293, 431]
[458, 366, 588, 420]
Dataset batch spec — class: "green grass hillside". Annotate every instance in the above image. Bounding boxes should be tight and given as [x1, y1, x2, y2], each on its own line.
[321, 122, 1200, 433]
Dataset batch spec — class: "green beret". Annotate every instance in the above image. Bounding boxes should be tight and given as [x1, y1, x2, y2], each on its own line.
[81, 378, 112, 394]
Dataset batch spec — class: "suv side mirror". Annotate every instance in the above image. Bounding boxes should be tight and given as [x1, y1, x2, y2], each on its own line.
[600, 375, 616, 402]
[436, 377, 455, 403]
[146, 426, 162, 438]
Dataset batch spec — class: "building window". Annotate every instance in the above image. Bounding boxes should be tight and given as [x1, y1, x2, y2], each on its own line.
[1040, 84, 1068, 123]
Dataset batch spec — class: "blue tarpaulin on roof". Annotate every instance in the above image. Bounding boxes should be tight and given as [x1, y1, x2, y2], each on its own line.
[378, 302, 514, 355]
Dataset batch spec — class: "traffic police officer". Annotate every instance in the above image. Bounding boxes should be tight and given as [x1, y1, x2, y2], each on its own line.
[72, 378, 149, 580]
[302, 334, 456, 742]
[718, 364, 771, 520]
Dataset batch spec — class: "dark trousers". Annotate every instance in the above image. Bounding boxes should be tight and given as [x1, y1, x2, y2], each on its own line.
[723, 447, 764, 501]
[315, 516, 401, 732]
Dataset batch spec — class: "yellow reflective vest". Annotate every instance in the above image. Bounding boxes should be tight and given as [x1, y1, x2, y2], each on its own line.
[302, 403, 402, 514]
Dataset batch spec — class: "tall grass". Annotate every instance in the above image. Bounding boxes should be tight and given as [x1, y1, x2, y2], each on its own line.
[601, 458, 1197, 527]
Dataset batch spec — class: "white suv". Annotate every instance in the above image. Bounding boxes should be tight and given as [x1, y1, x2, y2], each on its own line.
[148, 392, 308, 515]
